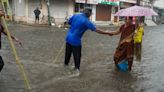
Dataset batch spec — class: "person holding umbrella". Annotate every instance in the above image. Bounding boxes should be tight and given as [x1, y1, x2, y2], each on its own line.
[110, 5, 157, 71]
[109, 17, 135, 71]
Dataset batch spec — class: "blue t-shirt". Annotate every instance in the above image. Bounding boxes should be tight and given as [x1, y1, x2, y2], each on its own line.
[66, 13, 96, 46]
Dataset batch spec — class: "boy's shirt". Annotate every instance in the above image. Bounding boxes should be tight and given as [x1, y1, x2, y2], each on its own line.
[134, 26, 144, 43]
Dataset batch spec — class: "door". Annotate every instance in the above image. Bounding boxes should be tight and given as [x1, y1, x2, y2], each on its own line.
[96, 4, 111, 21]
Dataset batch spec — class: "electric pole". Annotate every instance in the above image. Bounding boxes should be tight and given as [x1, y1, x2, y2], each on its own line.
[47, 0, 51, 26]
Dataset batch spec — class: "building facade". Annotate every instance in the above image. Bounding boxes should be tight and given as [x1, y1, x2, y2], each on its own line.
[120, 0, 136, 9]
[75, 0, 120, 24]
[9, 0, 74, 24]
[6, 0, 121, 25]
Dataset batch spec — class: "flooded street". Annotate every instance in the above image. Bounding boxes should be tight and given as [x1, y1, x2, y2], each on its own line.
[0, 23, 164, 92]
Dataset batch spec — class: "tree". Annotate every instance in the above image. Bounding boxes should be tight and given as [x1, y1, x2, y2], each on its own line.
[46, 0, 51, 26]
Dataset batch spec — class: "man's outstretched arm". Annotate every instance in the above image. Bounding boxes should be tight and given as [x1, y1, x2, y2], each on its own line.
[95, 29, 113, 36]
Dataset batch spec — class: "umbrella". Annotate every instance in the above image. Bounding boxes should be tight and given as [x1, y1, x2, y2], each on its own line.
[115, 5, 158, 16]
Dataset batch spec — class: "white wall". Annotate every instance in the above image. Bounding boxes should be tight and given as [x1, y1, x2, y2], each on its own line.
[50, 0, 68, 18]
[12, 0, 74, 24]
[28, 0, 40, 18]
[13, 0, 39, 22]
[92, 5, 96, 22]
[13, 0, 29, 22]
[68, 0, 74, 17]
[154, 0, 164, 8]
[49, 0, 72, 24]
[14, 0, 26, 16]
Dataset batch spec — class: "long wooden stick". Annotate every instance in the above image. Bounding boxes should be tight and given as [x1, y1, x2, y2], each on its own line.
[0, 0, 31, 91]
[1, 17, 31, 91]
[0, 1, 31, 91]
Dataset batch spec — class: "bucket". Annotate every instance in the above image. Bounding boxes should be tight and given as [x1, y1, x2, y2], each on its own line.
[117, 59, 128, 72]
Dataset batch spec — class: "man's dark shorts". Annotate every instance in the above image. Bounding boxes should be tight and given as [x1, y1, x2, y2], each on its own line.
[35, 16, 39, 20]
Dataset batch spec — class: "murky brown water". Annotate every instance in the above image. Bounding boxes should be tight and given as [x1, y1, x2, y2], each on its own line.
[0, 23, 164, 92]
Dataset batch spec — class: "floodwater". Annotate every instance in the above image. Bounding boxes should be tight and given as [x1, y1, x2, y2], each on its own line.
[0, 23, 164, 92]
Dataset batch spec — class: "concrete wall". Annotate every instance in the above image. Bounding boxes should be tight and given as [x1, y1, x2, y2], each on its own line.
[28, 0, 40, 18]
[68, 0, 74, 17]
[12, 0, 74, 24]
[12, 0, 39, 23]
[13, 0, 27, 22]
[11, 0, 117, 24]
[154, 0, 164, 9]
[13, 0, 26, 16]
[49, 0, 69, 24]
[92, 5, 96, 22]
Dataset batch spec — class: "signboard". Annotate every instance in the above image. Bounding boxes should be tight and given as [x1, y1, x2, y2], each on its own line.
[76, 0, 98, 4]
[98, 0, 120, 6]
[75, 0, 86, 3]
[76, 0, 119, 5]
[87, 0, 98, 4]
[120, 0, 136, 4]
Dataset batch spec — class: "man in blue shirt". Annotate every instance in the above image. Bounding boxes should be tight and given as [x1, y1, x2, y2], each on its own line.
[64, 8, 111, 76]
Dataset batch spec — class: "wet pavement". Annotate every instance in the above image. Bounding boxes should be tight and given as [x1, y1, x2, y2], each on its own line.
[0, 23, 164, 92]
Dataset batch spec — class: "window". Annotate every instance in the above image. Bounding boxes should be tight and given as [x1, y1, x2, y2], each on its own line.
[74, 3, 92, 13]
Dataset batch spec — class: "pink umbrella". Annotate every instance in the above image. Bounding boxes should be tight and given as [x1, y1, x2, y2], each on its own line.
[115, 5, 158, 16]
